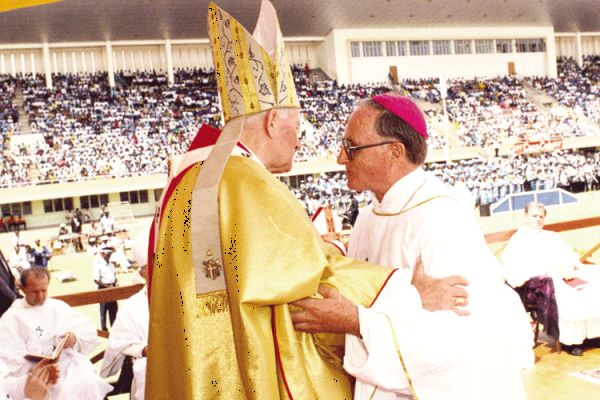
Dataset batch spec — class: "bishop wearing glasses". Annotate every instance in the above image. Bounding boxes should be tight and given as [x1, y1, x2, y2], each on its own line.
[292, 94, 532, 399]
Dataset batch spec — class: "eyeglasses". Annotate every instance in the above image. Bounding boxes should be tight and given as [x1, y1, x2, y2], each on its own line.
[341, 139, 396, 161]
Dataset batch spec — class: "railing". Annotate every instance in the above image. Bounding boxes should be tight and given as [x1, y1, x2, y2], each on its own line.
[53, 283, 145, 363]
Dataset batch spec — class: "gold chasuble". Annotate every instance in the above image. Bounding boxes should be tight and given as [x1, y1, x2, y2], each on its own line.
[147, 156, 394, 399]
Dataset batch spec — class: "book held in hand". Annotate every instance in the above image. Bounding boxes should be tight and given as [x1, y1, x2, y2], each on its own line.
[24, 335, 68, 362]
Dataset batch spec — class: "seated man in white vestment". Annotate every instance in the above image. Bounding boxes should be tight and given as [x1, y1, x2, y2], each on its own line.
[292, 94, 532, 400]
[101, 232, 149, 400]
[503, 201, 600, 356]
[1, 358, 59, 400]
[0, 268, 112, 399]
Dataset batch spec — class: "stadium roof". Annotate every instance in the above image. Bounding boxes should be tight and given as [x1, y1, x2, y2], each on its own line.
[0, 0, 598, 45]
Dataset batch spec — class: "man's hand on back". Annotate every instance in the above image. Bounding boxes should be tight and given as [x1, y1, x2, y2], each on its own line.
[411, 258, 470, 316]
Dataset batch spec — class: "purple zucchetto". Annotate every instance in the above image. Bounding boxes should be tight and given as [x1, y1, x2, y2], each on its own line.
[372, 94, 428, 139]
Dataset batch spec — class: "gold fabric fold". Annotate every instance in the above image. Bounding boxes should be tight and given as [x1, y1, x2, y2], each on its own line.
[147, 157, 394, 399]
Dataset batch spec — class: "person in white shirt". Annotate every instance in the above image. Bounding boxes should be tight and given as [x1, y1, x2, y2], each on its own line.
[292, 94, 531, 400]
[92, 246, 118, 331]
[99, 212, 114, 234]
[101, 231, 149, 400]
[503, 201, 600, 356]
[0, 268, 112, 399]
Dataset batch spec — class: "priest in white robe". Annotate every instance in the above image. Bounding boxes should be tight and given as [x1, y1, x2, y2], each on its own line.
[292, 94, 532, 400]
[101, 231, 149, 400]
[0, 268, 112, 400]
[503, 201, 600, 353]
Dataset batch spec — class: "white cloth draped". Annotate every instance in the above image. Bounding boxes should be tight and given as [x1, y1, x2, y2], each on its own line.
[503, 227, 600, 345]
[101, 287, 148, 400]
[345, 168, 531, 400]
[0, 298, 112, 400]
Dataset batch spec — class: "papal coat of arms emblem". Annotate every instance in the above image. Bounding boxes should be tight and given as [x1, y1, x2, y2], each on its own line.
[202, 249, 222, 280]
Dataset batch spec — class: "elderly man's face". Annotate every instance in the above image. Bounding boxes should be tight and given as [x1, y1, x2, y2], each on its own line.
[22, 275, 49, 307]
[269, 108, 301, 173]
[337, 106, 389, 197]
[525, 206, 546, 231]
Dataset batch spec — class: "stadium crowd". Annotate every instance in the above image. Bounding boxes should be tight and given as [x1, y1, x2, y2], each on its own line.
[291, 149, 600, 218]
[0, 59, 598, 196]
[527, 55, 600, 125]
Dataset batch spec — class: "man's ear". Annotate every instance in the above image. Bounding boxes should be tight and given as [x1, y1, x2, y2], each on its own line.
[389, 141, 406, 161]
[265, 108, 279, 138]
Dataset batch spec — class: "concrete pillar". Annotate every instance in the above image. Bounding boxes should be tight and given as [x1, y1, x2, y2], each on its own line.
[106, 41, 115, 88]
[545, 33, 558, 78]
[42, 42, 52, 89]
[575, 32, 583, 67]
[165, 39, 174, 85]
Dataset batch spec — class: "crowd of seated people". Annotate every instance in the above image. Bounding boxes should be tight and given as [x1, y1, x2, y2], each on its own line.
[527, 55, 600, 125]
[399, 73, 600, 147]
[0, 75, 19, 136]
[425, 148, 600, 206]
[293, 67, 391, 160]
[291, 148, 600, 217]
[18, 70, 220, 184]
[445, 76, 599, 147]
[0, 60, 598, 189]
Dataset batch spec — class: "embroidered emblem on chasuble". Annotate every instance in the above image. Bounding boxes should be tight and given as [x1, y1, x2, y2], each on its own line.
[203, 249, 223, 280]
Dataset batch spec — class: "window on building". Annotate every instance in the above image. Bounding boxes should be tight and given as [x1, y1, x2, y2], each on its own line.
[80, 194, 109, 210]
[496, 39, 513, 53]
[362, 41, 383, 57]
[120, 190, 149, 205]
[398, 41, 408, 56]
[43, 197, 73, 213]
[154, 189, 163, 202]
[475, 40, 494, 54]
[409, 41, 430, 56]
[454, 40, 472, 54]
[432, 40, 451, 55]
[515, 39, 545, 53]
[350, 42, 361, 57]
[0, 202, 32, 216]
[386, 41, 397, 57]
[43, 200, 52, 213]
[21, 202, 32, 215]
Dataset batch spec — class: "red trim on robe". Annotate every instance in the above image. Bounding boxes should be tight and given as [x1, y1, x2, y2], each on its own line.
[271, 305, 294, 399]
[236, 141, 252, 155]
[310, 206, 323, 222]
[148, 124, 222, 299]
[147, 218, 156, 301]
[368, 269, 398, 308]
[324, 240, 345, 256]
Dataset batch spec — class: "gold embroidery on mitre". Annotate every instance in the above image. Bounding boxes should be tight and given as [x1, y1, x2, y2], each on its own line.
[207, 1, 299, 122]
[202, 249, 223, 280]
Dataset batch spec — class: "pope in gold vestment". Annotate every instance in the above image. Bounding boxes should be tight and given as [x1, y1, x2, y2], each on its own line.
[146, 1, 395, 398]
[147, 154, 394, 399]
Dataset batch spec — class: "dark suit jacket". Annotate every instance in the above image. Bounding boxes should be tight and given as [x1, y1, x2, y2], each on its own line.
[0, 250, 19, 316]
